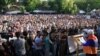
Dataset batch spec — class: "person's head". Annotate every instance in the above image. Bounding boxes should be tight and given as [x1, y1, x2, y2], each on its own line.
[15, 32, 21, 38]
[16, 21, 20, 26]
[36, 31, 41, 36]
[23, 31, 28, 37]
[88, 29, 94, 35]
[83, 29, 89, 38]
[42, 29, 48, 36]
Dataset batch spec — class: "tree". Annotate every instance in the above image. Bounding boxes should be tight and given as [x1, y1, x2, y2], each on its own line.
[89, 0, 100, 9]
[48, 0, 58, 10]
[75, 0, 100, 11]
[39, 1, 50, 10]
[19, 6, 26, 13]
[60, 0, 78, 14]
[75, 0, 87, 11]
[54, 0, 62, 12]
[24, 0, 40, 12]
[0, 0, 15, 12]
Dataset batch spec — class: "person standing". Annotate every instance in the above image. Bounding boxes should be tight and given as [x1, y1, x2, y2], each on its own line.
[34, 31, 44, 56]
[0, 36, 5, 56]
[13, 32, 26, 56]
[96, 25, 100, 47]
[59, 29, 67, 56]
[43, 32, 50, 56]
[83, 29, 98, 56]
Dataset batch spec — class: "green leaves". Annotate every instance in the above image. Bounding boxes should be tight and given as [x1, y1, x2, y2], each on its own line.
[0, 0, 100, 14]
[60, 0, 78, 14]
[25, 0, 40, 12]
[75, 0, 100, 11]
[19, 6, 26, 13]
[0, 0, 14, 11]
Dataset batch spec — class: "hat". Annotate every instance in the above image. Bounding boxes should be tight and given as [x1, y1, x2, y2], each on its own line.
[88, 29, 94, 34]
[83, 29, 88, 33]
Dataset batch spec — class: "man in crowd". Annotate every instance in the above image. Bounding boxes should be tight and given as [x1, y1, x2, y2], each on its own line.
[0, 36, 6, 56]
[96, 25, 100, 47]
[34, 31, 44, 56]
[83, 29, 98, 56]
[13, 32, 26, 56]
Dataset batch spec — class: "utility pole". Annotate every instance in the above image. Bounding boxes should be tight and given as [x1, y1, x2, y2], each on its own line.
[86, 4, 90, 15]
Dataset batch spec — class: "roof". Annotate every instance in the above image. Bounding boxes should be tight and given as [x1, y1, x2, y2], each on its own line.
[33, 10, 56, 13]
[6, 10, 21, 14]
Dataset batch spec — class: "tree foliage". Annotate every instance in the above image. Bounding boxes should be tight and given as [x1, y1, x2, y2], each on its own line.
[0, 0, 100, 14]
[48, 0, 78, 14]
[48, 0, 59, 10]
[0, 0, 15, 11]
[75, 0, 100, 11]
[60, 0, 78, 14]
[39, 1, 50, 10]
[24, 0, 40, 12]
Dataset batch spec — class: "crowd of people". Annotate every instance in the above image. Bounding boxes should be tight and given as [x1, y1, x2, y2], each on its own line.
[0, 14, 100, 56]
[0, 14, 100, 32]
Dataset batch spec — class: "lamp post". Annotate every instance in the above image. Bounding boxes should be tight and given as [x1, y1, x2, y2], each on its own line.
[86, 4, 91, 19]
[86, 4, 90, 15]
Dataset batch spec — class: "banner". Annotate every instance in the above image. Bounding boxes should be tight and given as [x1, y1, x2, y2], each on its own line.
[68, 34, 84, 53]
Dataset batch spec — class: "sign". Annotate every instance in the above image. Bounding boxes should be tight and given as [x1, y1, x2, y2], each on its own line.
[73, 34, 84, 45]
[68, 34, 84, 53]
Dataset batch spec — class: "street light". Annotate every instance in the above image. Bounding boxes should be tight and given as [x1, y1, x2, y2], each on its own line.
[86, 4, 90, 15]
